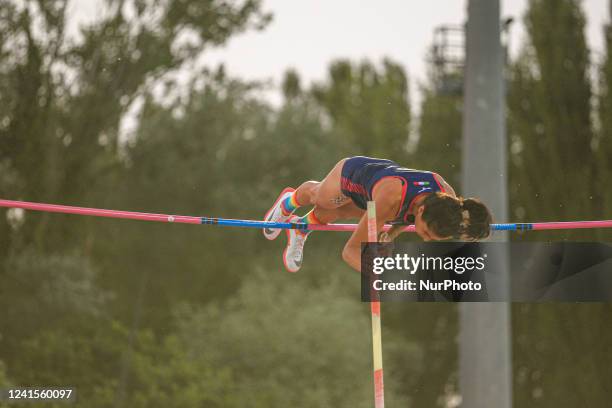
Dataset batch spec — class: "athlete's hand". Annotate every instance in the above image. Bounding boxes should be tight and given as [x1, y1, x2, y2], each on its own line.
[378, 231, 392, 242]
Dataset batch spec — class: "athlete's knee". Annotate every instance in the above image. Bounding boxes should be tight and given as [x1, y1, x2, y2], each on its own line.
[296, 180, 320, 205]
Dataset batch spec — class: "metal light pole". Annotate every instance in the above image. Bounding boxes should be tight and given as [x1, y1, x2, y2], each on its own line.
[460, 0, 512, 407]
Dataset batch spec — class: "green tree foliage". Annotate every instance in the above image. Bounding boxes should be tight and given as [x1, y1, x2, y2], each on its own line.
[95, 69, 338, 329]
[0, 251, 110, 360]
[414, 89, 462, 189]
[0, 360, 9, 388]
[507, 0, 596, 239]
[312, 59, 411, 162]
[0, 0, 271, 253]
[281, 68, 301, 101]
[383, 303, 458, 408]
[508, 2, 612, 407]
[173, 271, 414, 407]
[412, 40, 463, 189]
[597, 6, 612, 230]
[513, 304, 612, 407]
[12, 317, 240, 408]
[0, 251, 127, 406]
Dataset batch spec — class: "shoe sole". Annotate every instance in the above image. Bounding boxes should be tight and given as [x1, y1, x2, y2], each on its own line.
[263, 187, 295, 241]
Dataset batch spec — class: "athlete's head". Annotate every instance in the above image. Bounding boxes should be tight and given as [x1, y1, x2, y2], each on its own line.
[415, 193, 492, 241]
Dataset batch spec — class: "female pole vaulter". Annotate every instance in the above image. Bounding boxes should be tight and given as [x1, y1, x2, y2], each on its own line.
[263, 156, 493, 272]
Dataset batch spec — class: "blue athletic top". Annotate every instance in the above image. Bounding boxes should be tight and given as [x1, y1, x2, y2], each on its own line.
[340, 156, 446, 224]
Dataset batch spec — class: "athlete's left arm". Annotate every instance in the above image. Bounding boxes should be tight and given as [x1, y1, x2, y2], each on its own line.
[434, 173, 457, 197]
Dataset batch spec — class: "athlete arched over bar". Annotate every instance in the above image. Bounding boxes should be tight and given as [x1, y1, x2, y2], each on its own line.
[263, 156, 493, 272]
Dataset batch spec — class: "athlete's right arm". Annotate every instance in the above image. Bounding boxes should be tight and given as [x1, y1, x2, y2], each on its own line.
[341, 213, 371, 272]
[341, 179, 402, 272]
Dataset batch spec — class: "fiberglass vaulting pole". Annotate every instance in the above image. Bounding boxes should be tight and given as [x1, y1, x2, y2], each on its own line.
[460, 1, 512, 407]
[367, 201, 385, 408]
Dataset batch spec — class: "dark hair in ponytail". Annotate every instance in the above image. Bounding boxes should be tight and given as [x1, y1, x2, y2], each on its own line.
[461, 197, 492, 240]
[421, 193, 492, 240]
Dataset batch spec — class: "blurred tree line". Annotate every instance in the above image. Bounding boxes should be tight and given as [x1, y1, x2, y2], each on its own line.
[418, 0, 612, 407]
[0, 0, 611, 407]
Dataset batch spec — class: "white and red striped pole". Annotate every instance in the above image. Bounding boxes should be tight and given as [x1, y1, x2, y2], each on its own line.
[367, 201, 385, 408]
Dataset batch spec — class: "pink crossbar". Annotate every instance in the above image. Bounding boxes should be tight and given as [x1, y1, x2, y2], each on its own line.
[1, 199, 612, 232]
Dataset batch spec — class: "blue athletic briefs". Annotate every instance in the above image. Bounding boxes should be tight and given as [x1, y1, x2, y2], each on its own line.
[340, 156, 446, 224]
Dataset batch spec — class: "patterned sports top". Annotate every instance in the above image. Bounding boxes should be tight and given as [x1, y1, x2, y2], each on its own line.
[340, 156, 446, 224]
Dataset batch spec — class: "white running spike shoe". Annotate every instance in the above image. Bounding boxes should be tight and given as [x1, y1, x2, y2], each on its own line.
[263, 187, 296, 240]
[283, 215, 309, 273]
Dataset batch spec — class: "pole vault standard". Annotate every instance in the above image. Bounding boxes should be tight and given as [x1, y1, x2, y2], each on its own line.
[1, 199, 612, 232]
[367, 201, 385, 408]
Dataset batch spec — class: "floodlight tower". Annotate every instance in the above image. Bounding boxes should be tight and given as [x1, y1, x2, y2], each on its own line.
[460, 0, 512, 408]
[431, 25, 465, 95]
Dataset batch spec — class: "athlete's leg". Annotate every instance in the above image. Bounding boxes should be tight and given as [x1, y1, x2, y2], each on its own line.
[310, 201, 364, 224]
[292, 200, 362, 233]
[264, 158, 350, 241]
[294, 158, 351, 210]
[292, 157, 363, 233]
[280, 158, 360, 272]
[282, 201, 363, 273]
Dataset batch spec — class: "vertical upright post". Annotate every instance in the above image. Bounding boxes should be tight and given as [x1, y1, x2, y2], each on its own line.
[461, 0, 512, 407]
[367, 201, 385, 408]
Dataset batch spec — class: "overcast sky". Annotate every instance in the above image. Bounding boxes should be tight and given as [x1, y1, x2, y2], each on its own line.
[69, 0, 610, 108]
